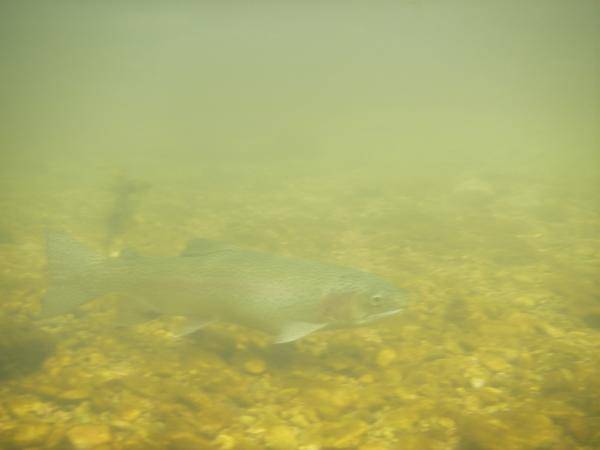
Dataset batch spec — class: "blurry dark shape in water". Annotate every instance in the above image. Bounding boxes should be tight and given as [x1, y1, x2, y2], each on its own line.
[452, 177, 496, 208]
[444, 296, 471, 326]
[0, 316, 55, 380]
[582, 313, 600, 330]
[104, 172, 150, 251]
[39, 232, 408, 344]
[0, 226, 15, 244]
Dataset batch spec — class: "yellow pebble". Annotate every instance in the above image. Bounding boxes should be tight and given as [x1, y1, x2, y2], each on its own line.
[359, 374, 375, 384]
[244, 358, 266, 374]
[265, 425, 298, 449]
[481, 356, 511, 373]
[213, 434, 236, 450]
[376, 348, 396, 368]
[358, 445, 391, 450]
[11, 422, 51, 447]
[66, 425, 111, 449]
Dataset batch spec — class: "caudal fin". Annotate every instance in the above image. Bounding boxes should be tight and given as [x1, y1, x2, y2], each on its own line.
[40, 232, 105, 318]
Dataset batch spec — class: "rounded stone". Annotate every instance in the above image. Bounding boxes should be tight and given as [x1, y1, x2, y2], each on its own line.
[265, 425, 298, 449]
[66, 424, 112, 449]
[481, 355, 511, 373]
[321, 420, 369, 448]
[376, 348, 397, 368]
[58, 389, 90, 402]
[11, 422, 51, 446]
[244, 358, 266, 374]
[211, 433, 236, 450]
[470, 377, 486, 389]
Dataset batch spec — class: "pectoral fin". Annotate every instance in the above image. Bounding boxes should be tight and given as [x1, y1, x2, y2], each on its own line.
[274, 321, 328, 344]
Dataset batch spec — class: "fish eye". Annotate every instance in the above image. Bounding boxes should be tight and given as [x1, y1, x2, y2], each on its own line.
[370, 295, 383, 307]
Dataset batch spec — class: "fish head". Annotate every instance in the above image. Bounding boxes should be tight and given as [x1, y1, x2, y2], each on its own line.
[353, 283, 408, 326]
[319, 276, 408, 328]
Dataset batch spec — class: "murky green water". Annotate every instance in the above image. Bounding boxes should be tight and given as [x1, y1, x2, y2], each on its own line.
[1, 2, 599, 449]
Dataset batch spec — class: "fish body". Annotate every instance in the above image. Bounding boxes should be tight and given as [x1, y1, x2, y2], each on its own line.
[42, 232, 408, 343]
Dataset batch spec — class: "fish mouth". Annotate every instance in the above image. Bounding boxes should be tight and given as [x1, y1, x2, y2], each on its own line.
[359, 308, 402, 325]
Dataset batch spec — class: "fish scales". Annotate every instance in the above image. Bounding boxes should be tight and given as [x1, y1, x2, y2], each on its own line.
[41, 232, 408, 343]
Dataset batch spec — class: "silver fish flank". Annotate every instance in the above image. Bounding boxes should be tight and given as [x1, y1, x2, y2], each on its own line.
[41, 232, 408, 343]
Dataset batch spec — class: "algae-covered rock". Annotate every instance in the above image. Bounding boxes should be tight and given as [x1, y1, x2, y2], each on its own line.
[212, 433, 236, 450]
[167, 431, 213, 450]
[319, 420, 369, 449]
[479, 354, 511, 373]
[11, 421, 51, 447]
[244, 358, 267, 374]
[566, 415, 600, 446]
[264, 425, 298, 449]
[459, 410, 562, 450]
[375, 348, 397, 368]
[66, 424, 112, 449]
[0, 316, 55, 380]
[5, 395, 54, 418]
[309, 386, 358, 419]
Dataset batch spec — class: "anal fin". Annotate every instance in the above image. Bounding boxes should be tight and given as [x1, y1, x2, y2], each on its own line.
[275, 321, 327, 344]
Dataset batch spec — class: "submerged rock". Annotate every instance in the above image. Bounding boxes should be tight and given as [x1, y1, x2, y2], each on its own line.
[0, 227, 14, 244]
[243, 358, 267, 374]
[0, 316, 55, 380]
[319, 420, 369, 449]
[376, 348, 397, 368]
[11, 422, 51, 447]
[66, 424, 112, 449]
[264, 425, 298, 449]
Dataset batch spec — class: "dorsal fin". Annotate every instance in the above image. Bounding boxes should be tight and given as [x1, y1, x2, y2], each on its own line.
[180, 239, 235, 257]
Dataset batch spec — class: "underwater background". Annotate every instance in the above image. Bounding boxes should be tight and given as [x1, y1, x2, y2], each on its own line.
[1, 1, 599, 449]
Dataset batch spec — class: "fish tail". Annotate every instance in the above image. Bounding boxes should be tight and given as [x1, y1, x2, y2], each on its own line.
[41, 231, 105, 317]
